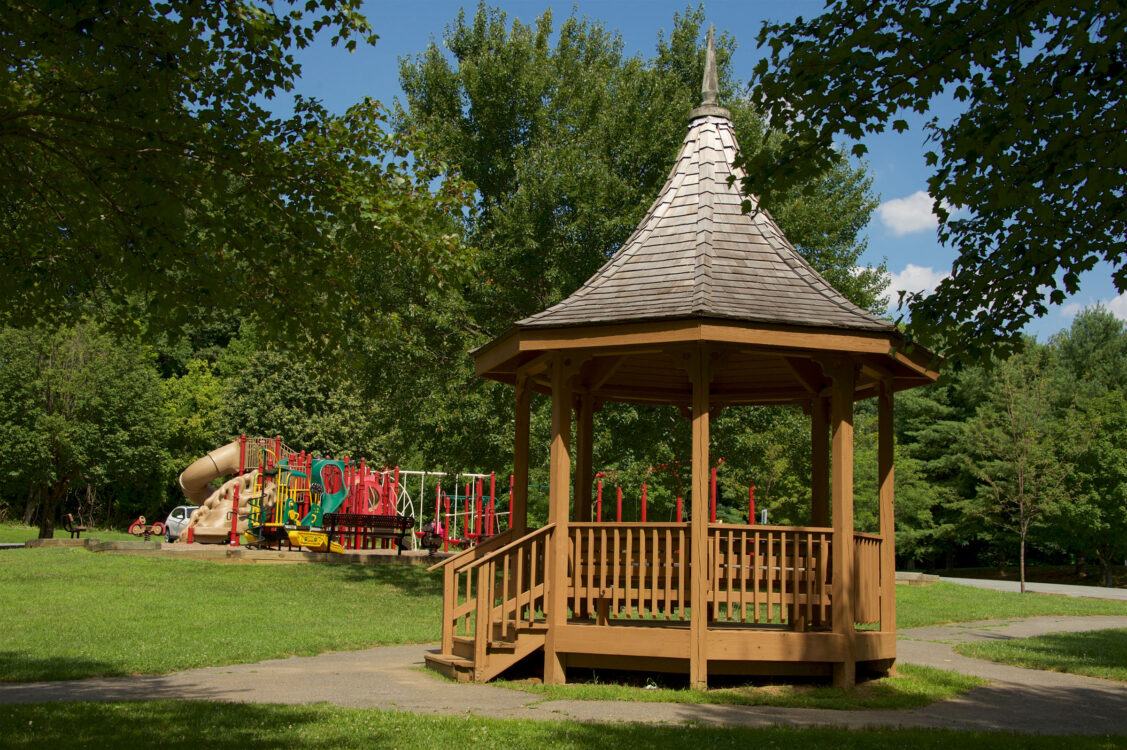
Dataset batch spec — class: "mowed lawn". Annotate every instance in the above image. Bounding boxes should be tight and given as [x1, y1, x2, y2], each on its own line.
[895, 582, 1127, 629]
[0, 548, 441, 681]
[3, 547, 1127, 685]
[2, 701, 1124, 750]
[956, 628, 1127, 683]
[0, 524, 137, 544]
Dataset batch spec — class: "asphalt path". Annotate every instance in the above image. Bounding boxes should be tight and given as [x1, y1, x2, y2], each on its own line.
[940, 576, 1127, 601]
[3, 614, 1127, 734]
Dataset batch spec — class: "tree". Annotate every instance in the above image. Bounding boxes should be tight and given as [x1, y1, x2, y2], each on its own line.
[0, 1, 471, 345]
[0, 324, 167, 536]
[748, 1, 1125, 356]
[217, 325, 385, 460]
[162, 359, 225, 492]
[385, 5, 885, 481]
[1063, 389, 1127, 587]
[962, 345, 1071, 591]
[1052, 307, 1127, 585]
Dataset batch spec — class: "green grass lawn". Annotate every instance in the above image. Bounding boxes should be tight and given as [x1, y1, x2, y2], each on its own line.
[495, 663, 984, 711]
[955, 628, 1127, 682]
[4, 546, 1127, 692]
[0, 524, 137, 544]
[0, 547, 441, 681]
[896, 582, 1127, 629]
[0, 701, 1122, 749]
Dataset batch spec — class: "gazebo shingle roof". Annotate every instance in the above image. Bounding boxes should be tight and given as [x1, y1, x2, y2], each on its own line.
[517, 62, 894, 335]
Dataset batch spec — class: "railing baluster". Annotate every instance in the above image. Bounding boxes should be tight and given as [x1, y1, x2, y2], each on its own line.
[739, 530, 748, 622]
[612, 528, 621, 617]
[530, 538, 538, 625]
[625, 528, 633, 618]
[590, 523, 599, 618]
[752, 531, 760, 623]
[805, 533, 813, 626]
[820, 533, 828, 625]
[678, 527, 686, 620]
[726, 528, 735, 621]
[658, 523, 667, 618]
[650, 528, 659, 617]
[600, 527, 608, 622]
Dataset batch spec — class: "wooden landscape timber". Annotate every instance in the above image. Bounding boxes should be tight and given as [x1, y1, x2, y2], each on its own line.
[425, 29, 938, 689]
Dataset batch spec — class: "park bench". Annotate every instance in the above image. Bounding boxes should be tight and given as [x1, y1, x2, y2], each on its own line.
[323, 512, 414, 555]
[63, 513, 88, 539]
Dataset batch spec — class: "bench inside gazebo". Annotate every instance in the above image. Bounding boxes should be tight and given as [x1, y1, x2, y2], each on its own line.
[425, 30, 938, 689]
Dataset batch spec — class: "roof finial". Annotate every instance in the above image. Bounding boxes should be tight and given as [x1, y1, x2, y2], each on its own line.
[701, 25, 719, 107]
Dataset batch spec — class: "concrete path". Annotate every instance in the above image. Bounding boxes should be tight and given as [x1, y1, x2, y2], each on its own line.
[941, 576, 1127, 601]
[3, 615, 1127, 734]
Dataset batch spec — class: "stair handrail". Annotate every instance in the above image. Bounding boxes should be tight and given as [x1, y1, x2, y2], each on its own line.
[426, 527, 517, 573]
[461, 523, 554, 572]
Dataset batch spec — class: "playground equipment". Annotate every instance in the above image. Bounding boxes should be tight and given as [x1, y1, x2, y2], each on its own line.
[128, 515, 166, 541]
[177, 435, 509, 554]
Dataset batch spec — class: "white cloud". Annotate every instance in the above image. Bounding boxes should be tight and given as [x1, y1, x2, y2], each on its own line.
[882, 264, 949, 309]
[877, 191, 943, 236]
[1061, 293, 1127, 321]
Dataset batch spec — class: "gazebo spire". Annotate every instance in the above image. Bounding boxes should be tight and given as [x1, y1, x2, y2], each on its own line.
[701, 25, 720, 107]
[689, 26, 730, 121]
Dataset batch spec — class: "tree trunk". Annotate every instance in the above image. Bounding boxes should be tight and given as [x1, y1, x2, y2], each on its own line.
[22, 487, 38, 526]
[1019, 533, 1026, 594]
[1098, 552, 1116, 588]
[37, 483, 68, 539]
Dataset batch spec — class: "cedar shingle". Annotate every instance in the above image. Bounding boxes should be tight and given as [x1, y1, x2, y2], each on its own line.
[517, 112, 894, 334]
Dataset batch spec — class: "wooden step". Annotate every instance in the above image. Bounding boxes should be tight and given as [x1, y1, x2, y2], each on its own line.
[423, 652, 475, 682]
[452, 635, 475, 659]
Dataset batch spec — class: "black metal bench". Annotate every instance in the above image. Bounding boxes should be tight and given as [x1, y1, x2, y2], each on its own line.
[63, 513, 88, 539]
[323, 512, 414, 555]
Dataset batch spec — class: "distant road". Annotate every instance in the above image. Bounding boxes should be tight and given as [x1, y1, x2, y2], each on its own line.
[942, 576, 1127, 601]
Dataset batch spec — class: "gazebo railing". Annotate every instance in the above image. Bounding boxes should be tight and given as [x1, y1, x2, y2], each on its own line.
[853, 532, 882, 625]
[568, 522, 690, 621]
[708, 525, 832, 629]
[437, 522, 886, 665]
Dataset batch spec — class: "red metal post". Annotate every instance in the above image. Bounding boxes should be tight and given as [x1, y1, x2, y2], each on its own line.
[475, 478, 484, 538]
[641, 482, 647, 523]
[488, 473, 496, 537]
[508, 474, 515, 534]
[229, 483, 240, 546]
[443, 492, 450, 552]
[749, 484, 756, 524]
[596, 480, 603, 523]
[616, 486, 623, 523]
[677, 496, 683, 523]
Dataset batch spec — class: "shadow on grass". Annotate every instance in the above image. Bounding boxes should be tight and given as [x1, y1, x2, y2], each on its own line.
[0, 653, 128, 684]
[330, 560, 443, 596]
[0, 700, 1123, 749]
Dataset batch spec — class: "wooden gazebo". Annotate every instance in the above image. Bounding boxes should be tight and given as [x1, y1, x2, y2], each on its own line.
[427, 31, 938, 689]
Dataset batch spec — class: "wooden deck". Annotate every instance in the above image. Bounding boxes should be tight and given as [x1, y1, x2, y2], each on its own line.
[425, 522, 893, 683]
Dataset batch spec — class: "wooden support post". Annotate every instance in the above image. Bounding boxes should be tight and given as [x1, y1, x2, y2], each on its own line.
[830, 361, 856, 688]
[811, 395, 830, 527]
[511, 376, 531, 535]
[688, 348, 712, 689]
[544, 354, 575, 685]
[878, 377, 896, 641]
[574, 393, 595, 522]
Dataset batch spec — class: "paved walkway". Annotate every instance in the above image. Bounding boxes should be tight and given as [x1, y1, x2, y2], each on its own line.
[941, 575, 1127, 600]
[3, 615, 1127, 734]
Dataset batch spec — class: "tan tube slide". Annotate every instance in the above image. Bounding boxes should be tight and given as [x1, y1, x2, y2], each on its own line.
[179, 440, 243, 505]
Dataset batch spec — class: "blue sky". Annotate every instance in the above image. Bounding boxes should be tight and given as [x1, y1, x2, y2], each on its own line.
[288, 0, 1124, 340]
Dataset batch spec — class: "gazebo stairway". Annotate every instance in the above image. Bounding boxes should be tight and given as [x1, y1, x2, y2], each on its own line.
[425, 526, 553, 682]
